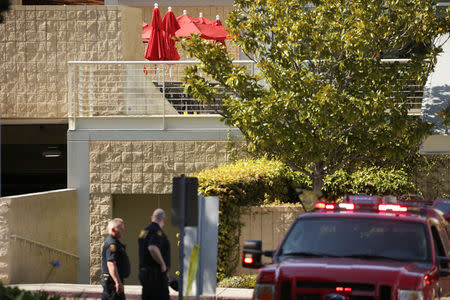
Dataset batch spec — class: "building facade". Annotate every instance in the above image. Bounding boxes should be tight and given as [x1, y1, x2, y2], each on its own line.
[1, 2, 449, 284]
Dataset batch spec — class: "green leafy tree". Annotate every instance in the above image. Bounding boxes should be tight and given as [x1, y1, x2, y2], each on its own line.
[181, 0, 449, 192]
[437, 104, 450, 131]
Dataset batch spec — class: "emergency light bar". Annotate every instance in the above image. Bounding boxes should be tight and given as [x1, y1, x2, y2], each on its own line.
[315, 202, 335, 210]
[336, 287, 352, 292]
[315, 200, 408, 212]
[338, 203, 355, 210]
[315, 202, 354, 210]
[378, 204, 408, 212]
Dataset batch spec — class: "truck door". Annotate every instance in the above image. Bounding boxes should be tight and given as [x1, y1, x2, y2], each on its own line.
[431, 225, 450, 295]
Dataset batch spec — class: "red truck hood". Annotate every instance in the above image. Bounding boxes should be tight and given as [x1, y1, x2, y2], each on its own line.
[270, 257, 431, 288]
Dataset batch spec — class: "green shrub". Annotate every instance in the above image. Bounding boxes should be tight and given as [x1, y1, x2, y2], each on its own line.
[323, 167, 418, 200]
[197, 158, 310, 204]
[196, 158, 309, 281]
[217, 274, 257, 289]
[0, 282, 61, 300]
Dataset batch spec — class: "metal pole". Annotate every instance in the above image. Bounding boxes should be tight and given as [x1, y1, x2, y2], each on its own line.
[178, 174, 186, 300]
[195, 195, 203, 300]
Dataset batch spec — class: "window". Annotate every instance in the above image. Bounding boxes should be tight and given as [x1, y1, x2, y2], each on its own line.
[278, 217, 431, 263]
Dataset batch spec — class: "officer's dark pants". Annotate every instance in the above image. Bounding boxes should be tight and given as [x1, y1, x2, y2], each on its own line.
[101, 276, 126, 300]
[139, 268, 169, 300]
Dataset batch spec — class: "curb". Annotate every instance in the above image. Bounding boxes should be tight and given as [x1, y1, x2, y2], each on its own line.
[9, 284, 253, 300]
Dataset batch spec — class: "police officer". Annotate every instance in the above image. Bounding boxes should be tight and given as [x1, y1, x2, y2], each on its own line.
[138, 208, 171, 300]
[101, 218, 130, 300]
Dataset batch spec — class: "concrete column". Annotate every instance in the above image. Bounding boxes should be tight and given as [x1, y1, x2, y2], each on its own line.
[67, 134, 90, 283]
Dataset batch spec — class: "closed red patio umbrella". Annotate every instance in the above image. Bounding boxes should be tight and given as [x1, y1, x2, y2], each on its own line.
[161, 7, 180, 61]
[144, 3, 167, 61]
[142, 21, 151, 43]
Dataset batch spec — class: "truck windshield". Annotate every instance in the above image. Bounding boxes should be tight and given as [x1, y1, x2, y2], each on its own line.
[278, 217, 430, 263]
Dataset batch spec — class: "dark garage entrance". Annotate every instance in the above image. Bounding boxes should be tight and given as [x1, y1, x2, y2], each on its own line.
[1, 124, 68, 196]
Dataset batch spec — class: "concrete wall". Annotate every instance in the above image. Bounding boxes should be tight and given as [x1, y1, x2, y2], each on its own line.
[236, 206, 305, 275]
[0, 5, 142, 121]
[421, 136, 450, 154]
[88, 140, 244, 283]
[0, 189, 78, 284]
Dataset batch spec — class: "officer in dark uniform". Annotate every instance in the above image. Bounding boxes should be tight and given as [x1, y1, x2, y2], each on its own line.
[101, 218, 131, 300]
[138, 208, 171, 300]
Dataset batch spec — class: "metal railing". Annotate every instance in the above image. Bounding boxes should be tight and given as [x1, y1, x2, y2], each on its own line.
[68, 61, 255, 122]
[68, 60, 425, 124]
[10, 234, 79, 260]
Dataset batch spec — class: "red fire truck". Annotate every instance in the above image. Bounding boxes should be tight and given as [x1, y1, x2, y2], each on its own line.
[242, 195, 450, 300]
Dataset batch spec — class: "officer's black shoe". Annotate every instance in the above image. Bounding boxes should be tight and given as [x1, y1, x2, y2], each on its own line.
[169, 277, 179, 292]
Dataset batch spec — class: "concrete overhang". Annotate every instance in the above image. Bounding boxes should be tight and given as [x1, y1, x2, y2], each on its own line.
[421, 135, 450, 154]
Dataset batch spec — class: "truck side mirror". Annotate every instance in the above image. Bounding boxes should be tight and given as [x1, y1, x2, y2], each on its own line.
[242, 240, 263, 269]
[437, 256, 450, 277]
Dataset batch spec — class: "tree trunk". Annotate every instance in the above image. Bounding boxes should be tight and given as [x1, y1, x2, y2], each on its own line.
[311, 162, 325, 195]
[312, 175, 323, 194]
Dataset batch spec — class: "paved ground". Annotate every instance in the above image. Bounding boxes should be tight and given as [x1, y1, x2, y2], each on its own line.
[10, 283, 450, 299]
[10, 283, 254, 300]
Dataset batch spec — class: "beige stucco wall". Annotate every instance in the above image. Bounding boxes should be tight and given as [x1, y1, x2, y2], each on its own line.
[0, 200, 11, 283]
[88, 140, 244, 283]
[0, 189, 78, 284]
[0, 5, 142, 120]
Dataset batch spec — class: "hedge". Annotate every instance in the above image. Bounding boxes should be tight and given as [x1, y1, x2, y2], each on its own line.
[0, 282, 61, 300]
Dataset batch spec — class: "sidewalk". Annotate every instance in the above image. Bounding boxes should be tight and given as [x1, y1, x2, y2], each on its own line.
[10, 283, 254, 300]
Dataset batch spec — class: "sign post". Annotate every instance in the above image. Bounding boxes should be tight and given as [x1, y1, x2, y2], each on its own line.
[172, 174, 198, 300]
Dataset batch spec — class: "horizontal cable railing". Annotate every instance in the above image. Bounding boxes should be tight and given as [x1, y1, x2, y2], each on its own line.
[68, 61, 254, 121]
[68, 60, 425, 122]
